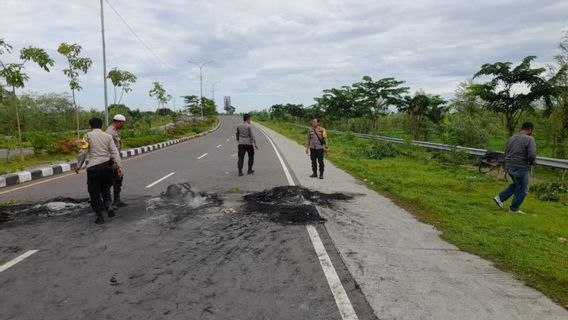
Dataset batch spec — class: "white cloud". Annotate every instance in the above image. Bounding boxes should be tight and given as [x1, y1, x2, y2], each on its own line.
[1, 0, 566, 112]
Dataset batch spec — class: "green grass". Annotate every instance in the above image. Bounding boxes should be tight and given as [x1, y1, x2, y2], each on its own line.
[261, 120, 568, 307]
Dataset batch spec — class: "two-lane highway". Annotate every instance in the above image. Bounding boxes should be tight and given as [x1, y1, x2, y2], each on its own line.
[0, 116, 375, 320]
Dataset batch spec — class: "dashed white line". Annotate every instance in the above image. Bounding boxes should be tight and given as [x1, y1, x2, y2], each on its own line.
[145, 172, 175, 188]
[197, 153, 208, 160]
[256, 125, 359, 320]
[230, 153, 238, 157]
[216, 144, 222, 148]
[0, 250, 38, 273]
[226, 138, 230, 142]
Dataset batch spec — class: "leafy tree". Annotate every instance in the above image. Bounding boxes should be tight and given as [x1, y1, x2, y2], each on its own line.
[353, 76, 409, 133]
[183, 95, 216, 117]
[398, 92, 447, 140]
[107, 68, 137, 104]
[317, 86, 360, 120]
[0, 39, 54, 160]
[471, 56, 555, 137]
[149, 81, 171, 110]
[546, 32, 568, 157]
[57, 42, 92, 138]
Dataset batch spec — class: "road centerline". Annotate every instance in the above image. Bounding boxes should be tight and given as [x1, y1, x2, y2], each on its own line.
[197, 153, 208, 160]
[216, 144, 222, 148]
[0, 250, 39, 273]
[145, 172, 175, 189]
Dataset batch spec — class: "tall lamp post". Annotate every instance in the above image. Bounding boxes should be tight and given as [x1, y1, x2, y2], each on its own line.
[99, 0, 109, 126]
[188, 60, 213, 118]
[209, 81, 220, 104]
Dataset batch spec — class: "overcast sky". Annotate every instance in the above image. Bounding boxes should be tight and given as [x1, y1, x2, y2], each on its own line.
[1, 0, 567, 113]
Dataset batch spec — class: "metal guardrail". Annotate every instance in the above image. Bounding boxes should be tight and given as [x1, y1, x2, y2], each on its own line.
[293, 124, 568, 170]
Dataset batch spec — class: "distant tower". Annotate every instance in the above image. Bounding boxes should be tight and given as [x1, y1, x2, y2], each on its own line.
[224, 96, 232, 114]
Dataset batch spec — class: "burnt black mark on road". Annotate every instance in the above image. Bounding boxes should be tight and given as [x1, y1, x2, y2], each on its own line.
[243, 186, 353, 224]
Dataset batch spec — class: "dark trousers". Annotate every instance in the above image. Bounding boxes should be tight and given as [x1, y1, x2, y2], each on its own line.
[87, 161, 114, 213]
[498, 165, 529, 212]
[310, 148, 325, 174]
[238, 144, 255, 172]
[112, 168, 123, 199]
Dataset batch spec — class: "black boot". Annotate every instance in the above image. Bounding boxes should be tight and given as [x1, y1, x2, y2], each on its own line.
[94, 211, 105, 224]
[310, 172, 317, 178]
[238, 171, 243, 177]
[105, 201, 115, 218]
[319, 172, 324, 179]
[247, 169, 255, 174]
[113, 195, 127, 208]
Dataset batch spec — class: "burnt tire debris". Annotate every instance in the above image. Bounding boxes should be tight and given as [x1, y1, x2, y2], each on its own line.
[243, 186, 353, 224]
[1, 184, 353, 227]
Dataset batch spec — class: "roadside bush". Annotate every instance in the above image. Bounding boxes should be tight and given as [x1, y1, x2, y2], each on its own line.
[24, 131, 55, 154]
[448, 117, 489, 148]
[432, 149, 471, 166]
[529, 182, 568, 202]
[356, 141, 400, 160]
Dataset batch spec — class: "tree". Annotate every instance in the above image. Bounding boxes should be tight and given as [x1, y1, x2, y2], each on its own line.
[57, 42, 92, 138]
[546, 32, 568, 157]
[183, 95, 216, 116]
[317, 86, 360, 120]
[471, 56, 555, 137]
[398, 92, 447, 140]
[107, 68, 137, 104]
[0, 39, 54, 160]
[353, 76, 409, 133]
[149, 81, 171, 110]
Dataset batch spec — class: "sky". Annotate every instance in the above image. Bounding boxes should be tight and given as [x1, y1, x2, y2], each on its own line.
[1, 0, 567, 113]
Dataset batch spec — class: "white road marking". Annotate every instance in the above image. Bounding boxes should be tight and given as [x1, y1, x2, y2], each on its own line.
[226, 138, 230, 142]
[197, 153, 208, 160]
[0, 250, 38, 273]
[145, 172, 175, 188]
[216, 144, 222, 148]
[230, 153, 238, 157]
[256, 125, 359, 320]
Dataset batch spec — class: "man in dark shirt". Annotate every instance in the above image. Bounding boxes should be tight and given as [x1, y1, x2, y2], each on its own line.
[493, 122, 537, 214]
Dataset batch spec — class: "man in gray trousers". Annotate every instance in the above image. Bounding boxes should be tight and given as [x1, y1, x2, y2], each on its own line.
[236, 114, 259, 176]
[493, 122, 537, 214]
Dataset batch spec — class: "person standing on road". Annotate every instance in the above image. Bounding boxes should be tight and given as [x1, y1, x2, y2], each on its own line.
[76, 117, 124, 224]
[305, 118, 329, 179]
[493, 122, 537, 214]
[106, 114, 127, 207]
[236, 114, 258, 176]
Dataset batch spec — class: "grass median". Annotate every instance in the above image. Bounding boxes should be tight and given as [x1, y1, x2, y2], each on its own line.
[0, 117, 218, 176]
[260, 120, 568, 307]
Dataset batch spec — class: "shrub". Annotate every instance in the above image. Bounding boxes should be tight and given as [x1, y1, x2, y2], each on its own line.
[530, 182, 568, 202]
[447, 117, 489, 148]
[25, 131, 55, 154]
[356, 141, 400, 160]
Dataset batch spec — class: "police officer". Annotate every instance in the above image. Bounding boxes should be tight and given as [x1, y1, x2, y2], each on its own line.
[76, 118, 124, 224]
[236, 114, 258, 176]
[106, 114, 127, 207]
[305, 118, 329, 179]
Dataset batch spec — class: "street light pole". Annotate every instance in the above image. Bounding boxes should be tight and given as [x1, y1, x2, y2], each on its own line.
[188, 60, 213, 118]
[100, 0, 109, 126]
[209, 81, 220, 101]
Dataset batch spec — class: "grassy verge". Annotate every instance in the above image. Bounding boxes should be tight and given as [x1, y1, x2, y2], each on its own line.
[0, 117, 219, 175]
[261, 120, 568, 307]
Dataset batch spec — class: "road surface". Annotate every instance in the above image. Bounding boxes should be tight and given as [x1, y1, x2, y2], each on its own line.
[0, 116, 375, 320]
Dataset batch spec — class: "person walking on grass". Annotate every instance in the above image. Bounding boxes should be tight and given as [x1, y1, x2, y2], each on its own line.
[236, 114, 258, 176]
[493, 122, 537, 214]
[76, 117, 124, 225]
[305, 118, 329, 179]
[106, 114, 127, 207]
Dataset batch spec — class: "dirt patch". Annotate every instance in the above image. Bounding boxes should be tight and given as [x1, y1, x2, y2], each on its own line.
[242, 186, 353, 224]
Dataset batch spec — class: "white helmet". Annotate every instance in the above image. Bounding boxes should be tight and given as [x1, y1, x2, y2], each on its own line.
[113, 114, 126, 122]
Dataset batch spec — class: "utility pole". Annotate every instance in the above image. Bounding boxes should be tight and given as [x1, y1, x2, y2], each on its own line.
[100, 0, 109, 126]
[188, 60, 213, 118]
[209, 81, 220, 102]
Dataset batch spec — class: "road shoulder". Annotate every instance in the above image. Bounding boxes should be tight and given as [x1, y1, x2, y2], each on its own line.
[256, 122, 568, 320]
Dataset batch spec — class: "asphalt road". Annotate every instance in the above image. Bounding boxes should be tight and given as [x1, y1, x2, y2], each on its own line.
[0, 116, 375, 320]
